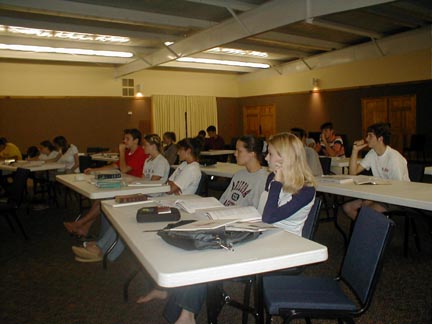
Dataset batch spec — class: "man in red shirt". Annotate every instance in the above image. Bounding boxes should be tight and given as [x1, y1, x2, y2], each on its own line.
[64, 129, 147, 237]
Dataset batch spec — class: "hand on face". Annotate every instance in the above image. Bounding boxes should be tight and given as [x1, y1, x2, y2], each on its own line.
[119, 143, 126, 152]
[352, 139, 367, 151]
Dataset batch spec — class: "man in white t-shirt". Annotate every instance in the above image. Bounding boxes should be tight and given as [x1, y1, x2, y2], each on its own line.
[343, 123, 409, 220]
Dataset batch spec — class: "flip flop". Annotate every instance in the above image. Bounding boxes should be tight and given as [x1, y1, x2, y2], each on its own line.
[74, 256, 102, 263]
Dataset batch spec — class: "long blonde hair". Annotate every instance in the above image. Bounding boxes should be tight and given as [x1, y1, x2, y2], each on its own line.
[268, 132, 315, 193]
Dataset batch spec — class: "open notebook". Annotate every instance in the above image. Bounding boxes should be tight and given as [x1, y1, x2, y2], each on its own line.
[353, 176, 391, 185]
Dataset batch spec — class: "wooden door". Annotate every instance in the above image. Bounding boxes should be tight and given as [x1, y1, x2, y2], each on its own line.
[388, 95, 416, 152]
[361, 95, 416, 153]
[243, 104, 276, 139]
[361, 98, 388, 137]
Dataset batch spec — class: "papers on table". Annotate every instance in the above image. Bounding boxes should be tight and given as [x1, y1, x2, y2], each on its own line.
[317, 175, 391, 185]
[317, 175, 354, 184]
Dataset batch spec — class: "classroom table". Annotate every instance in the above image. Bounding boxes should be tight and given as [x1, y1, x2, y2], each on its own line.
[200, 150, 235, 156]
[56, 173, 169, 199]
[425, 166, 432, 176]
[90, 153, 119, 162]
[0, 161, 66, 172]
[316, 177, 432, 211]
[200, 162, 247, 178]
[101, 197, 328, 323]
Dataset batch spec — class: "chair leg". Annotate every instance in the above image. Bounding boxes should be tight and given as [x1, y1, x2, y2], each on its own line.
[410, 216, 421, 252]
[4, 214, 16, 232]
[242, 280, 253, 324]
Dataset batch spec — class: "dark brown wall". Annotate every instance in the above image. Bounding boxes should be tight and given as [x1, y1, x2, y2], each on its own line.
[228, 80, 432, 150]
[2, 80, 431, 155]
[216, 97, 241, 146]
[0, 97, 152, 153]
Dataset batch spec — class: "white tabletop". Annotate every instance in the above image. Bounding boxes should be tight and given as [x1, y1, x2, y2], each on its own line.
[200, 150, 235, 156]
[90, 153, 119, 162]
[316, 177, 432, 211]
[425, 166, 432, 176]
[200, 162, 246, 178]
[0, 161, 66, 172]
[101, 198, 328, 288]
[56, 173, 170, 199]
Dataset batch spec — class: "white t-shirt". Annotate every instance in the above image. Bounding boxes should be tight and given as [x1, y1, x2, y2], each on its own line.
[39, 150, 59, 161]
[58, 144, 79, 173]
[360, 146, 409, 181]
[219, 168, 268, 208]
[143, 154, 170, 182]
[169, 161, 201, 195]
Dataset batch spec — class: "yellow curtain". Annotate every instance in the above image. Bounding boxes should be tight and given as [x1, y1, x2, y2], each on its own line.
[186, 96, 218, 138]
[152, 95, 217, 140]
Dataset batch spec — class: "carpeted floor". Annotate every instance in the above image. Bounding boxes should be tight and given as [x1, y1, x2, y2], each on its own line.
[1, 190, 432, 324]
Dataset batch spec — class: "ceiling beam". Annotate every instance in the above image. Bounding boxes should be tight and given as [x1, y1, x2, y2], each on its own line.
[251, 31, 345, 51]
[0, 16, 180, 45]
[185, 0, 257, 11]
[115, 0, 396, 77]
[0, 0, 216, 28]
[306, 18, 384, 39]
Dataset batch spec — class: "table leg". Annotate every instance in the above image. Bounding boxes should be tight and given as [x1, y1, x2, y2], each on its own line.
[103, 231, 118, 269]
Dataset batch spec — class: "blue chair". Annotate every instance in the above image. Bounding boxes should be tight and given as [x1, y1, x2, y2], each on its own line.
[222, 197, 322, 324]
[263, 206, 394, 324]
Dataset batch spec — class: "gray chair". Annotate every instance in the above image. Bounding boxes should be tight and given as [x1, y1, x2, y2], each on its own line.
[263, 206, 394, 324]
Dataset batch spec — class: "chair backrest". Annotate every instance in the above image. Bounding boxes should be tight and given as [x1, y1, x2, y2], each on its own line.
[318, 157, 332, 175]
[79, 155, 93, 173]
[337, 133, 351, 157]
[86, 147, 109, 153]
[341, 207, 394, 308]
[301, 197, 321, 240]
[407, 161, 425, 182]
[8, 168, 31, 206]
[409, 134, 426, 150]
[195, 172, 208, 197]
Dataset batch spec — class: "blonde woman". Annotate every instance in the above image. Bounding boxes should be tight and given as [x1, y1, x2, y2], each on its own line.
[259, 132, 316, 236]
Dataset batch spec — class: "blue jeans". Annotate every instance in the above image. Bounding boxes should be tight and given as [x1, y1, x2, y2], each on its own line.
[164, 284, 207, 323]
[96, 214, 125, 261]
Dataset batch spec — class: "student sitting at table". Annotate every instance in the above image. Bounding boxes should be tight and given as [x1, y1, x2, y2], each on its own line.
[64, 129, 147, 238]
[204, 125, 225, 150]
[291, 127, 323, 176]
[135, 135, 269, 323]
[314, 122, 345, 157]
[342, 123, 409, 220]
[38, 140, 59, 161]
[0, 137, 22, 160]
[25, 146, 40, 160]
[137, 133, 315, 324]
[219, 135, 269, 208]
[71, 134, 169, 262]
[259, 132, 316, 235]
[53, 135, 80, 173]
[162, 131, 178, 165]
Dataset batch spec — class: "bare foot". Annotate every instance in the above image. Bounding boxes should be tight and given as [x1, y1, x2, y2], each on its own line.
[175, 309, 196, 324]
[136, 289, 168, 304]
[63, 221, 88, 237]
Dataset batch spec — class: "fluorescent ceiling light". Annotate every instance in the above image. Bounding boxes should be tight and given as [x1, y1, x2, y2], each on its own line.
[0, 25, 130, 43]
[177, 57, 269, 69]
[0, 43, 133, 58]
[205, 47, 268, 58]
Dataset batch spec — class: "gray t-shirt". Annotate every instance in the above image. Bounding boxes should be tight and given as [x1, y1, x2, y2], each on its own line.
[305, 146, 323, 176]
[219, 168, 269, 208]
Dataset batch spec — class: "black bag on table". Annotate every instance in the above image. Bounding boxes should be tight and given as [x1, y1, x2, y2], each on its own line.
[157, 220, 261, 251]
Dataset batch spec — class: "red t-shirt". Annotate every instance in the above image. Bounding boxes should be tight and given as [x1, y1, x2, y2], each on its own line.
[116, 146, 147, 178]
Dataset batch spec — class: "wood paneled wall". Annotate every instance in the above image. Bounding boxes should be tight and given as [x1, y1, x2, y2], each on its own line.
[1, 80, 431, 156]
[0, 97, 152, 153]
